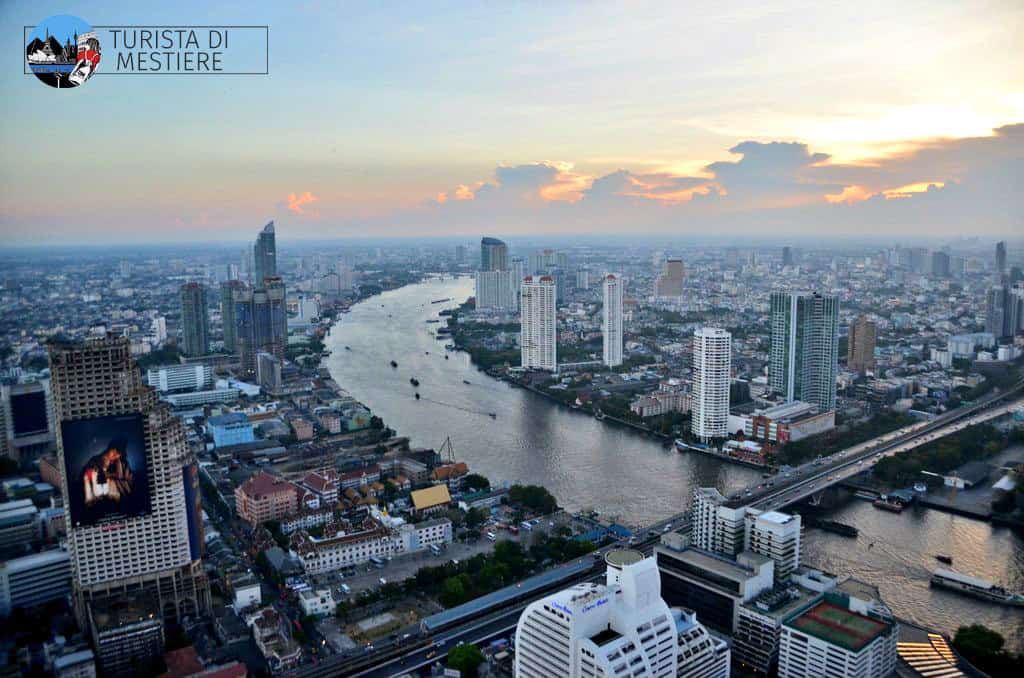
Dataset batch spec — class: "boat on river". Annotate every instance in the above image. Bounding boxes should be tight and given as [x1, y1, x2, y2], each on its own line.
[390, 360, 398, 368]
[935, 555, 953, 565]
[930, 569, 1024, 606]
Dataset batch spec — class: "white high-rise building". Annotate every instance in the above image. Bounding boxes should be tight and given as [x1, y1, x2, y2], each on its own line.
[602, 274, 623, 367]
[521, 275, 557, 371]
[744, 510, 802, 583]
[691, 489, 802, 582]
[514, 551, 730, 678]
[692, 327, 731, 440]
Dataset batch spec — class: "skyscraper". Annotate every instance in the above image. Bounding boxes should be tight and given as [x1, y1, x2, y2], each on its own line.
[479, 236, 509, 272]
[654, 258, 685, 298]
[476, 237, 515, 309]
[691, 327, 731, 441]
[254, 221, 277, 284]
[986, 284, 1023, 340]
[520, 275, 557, 371]
[514, 552, 730, 678]
[178, 282, 209, 357]
[220, 280, 245, 353]
[782, 246, 794, 267]
[769, 292, 839, 412]
[995, 240, 1007, 282]
[234, 278, 288, 376]
[847, 315, 877, 373]
[931, 250, 951, 278]
[602, 274, 623, 367]
[48, 336, 209, 631]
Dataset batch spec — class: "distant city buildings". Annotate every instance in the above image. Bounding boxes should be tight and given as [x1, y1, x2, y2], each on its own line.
[692, 327, 731, 441]
[769, 291, 839, 412]
[985, 284, 1023, 340]
[521, 275, 557, 371]
[602, 274, 623, 367]
[995, 240, 1007, 282]
[178, 282, 209, 357]
[847, 315, 877, 373]
[654, 258, 685, 299]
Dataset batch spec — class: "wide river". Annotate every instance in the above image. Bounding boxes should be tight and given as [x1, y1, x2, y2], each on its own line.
[325, 276, 1023, 648]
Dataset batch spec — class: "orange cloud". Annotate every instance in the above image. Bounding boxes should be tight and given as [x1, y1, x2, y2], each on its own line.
[454, 184, 476, 201]
[826, 185, 872, 204]
[287, 191, 319, 215]
[882, 181, 945, 199]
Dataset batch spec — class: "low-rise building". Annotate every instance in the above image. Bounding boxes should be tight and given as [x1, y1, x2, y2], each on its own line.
[729, 401, 835, 443]
[234, 472, 299, 526]
[208, 413, 255, 448]
[290, 519, 393, 574]
[245, 607, 302, 672]
[298, 589, 336, 617]
[0, 498, 39, 551]
[301, 469, 340, 505]
[0, 548, 71, 615]
[228, 572, 262, 613]
[779, 590, 897, 678]
[410, 485, 452, 515]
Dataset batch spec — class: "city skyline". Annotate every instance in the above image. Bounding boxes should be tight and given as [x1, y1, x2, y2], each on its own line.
[1, 1, 1022, 244]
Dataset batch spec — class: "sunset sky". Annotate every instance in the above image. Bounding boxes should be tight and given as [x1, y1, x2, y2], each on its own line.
[1, 0, 1021, 244]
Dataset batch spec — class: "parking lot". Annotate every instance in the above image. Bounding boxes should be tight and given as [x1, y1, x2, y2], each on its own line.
[308, 516, 567, 599]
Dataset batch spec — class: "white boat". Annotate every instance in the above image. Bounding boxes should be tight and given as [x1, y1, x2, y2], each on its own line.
[930, 568, 1024, 606]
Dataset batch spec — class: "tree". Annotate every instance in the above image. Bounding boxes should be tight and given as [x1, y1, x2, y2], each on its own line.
[462, 473, 491, 491]
[447, 644, 485, 676]
[953, 624, 1024, 675]
[465, 507, 487, 529]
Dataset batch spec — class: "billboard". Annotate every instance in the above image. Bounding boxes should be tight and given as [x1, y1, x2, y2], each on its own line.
[61, 414, 150, 527]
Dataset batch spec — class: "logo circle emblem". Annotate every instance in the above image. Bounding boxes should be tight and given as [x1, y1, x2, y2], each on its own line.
[26, 15, 101, 89]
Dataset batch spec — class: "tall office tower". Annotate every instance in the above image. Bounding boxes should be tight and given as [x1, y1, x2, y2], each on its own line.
[725, 247, 740, 269]
[520, 276, 557, 371]
[847, 315, 877, 373]
[253, 221, 277, 284]
[480, 236, 509, 272]
[782, 246, 794, 267]
[744, 510, 801, 583]
[995, 240, 1007, 282]
[691, 328, 732, 441]
[602, 274, 623, 367]
[654, 258, 685, 298]
[931, 250, 951, 278]
[575, 268, 589, 290]
[234, 278, 288, 376]
[239, 247, 251, 283]
[514, 551, 730, 678]
[178, 282, 209, 357]
[455, 244, 466, 264]
[220, 280, 245, 353]
[48, 336, 209, 634]
[769, 291, 839, 412]
[986, 285, 1023, 340]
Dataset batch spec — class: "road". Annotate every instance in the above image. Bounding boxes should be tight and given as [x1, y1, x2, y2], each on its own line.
[742, 390, 1024, 512]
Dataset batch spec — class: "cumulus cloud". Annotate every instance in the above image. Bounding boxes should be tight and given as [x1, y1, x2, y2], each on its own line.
[413, 124, 1023, 237]
[286, 191, 319, 215]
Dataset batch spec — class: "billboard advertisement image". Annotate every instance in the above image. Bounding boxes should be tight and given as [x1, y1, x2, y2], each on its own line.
[61, 414, 150, 527]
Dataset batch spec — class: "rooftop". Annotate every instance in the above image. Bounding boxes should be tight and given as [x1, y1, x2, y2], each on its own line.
[238, 471, 295, 498]
[787, 600, 890, 652]
[410, 484, 451, 510]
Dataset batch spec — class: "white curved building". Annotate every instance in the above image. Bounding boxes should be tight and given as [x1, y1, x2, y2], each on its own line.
[514, 551, 729, 678]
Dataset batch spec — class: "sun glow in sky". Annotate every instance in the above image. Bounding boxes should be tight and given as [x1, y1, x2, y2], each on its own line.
[0, 0, 1021, 243]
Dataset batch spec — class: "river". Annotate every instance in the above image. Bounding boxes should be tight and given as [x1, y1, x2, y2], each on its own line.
[324, 276, 1024, 649]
